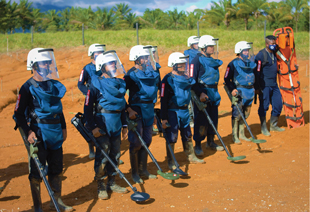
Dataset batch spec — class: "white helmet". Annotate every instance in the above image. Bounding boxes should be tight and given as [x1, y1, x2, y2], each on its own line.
[198, 35, 218, 48]
[168, 52, 188, 67]
[235, 41, 252, 54]
[187, 36, 200, 47]
[129, 45, 150, 61]
[95, 50, 126, 78]
[88, 43, 106, 57]
[27, 48, 59, 81]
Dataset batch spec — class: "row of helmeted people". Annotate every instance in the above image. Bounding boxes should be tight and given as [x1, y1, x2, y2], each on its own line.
[13, 34, 284, 210]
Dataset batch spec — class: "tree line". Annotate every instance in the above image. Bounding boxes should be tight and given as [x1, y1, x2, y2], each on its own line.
[0, 0, 309, 34]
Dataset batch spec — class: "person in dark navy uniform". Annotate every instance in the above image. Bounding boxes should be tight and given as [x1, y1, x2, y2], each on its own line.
[161, 52, 205, 168]
[77, 43, 106, 159]
[191, 35, 225, 156]
[224, 41, 256, 144]
[124, 45, 159, 184]
[84, 51, 128, 200]
[254, 35, 285, 136]
[14, 48, 73, 211]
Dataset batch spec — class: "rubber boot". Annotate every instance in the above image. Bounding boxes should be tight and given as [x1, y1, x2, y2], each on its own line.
[107, 175, 128, 194]
[129, 149, 143, 184]
[232, 118, 241, 144]
[238, 119, 251, 142]
[152, 126, 159, 136]
[259, 116, 271, 136]
[30, 178, 43, 212]
[88, 143, 95, 160]
[166, 143, 176, 170]
[97, 179, 108, 200]
[206, 135, 224, 151]
[183, 140, 205, 164]
[138, 148, 157, 179]
[194, 141, 204, 156]
[270, 115, 285, 132]
[49, 175, 73, 211]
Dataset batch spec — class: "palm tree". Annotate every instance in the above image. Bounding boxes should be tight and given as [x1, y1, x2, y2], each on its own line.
[6, 1, 19, 33]
[204, 0, 234, 29]
[113, 3, 131, 20]
[59, 8, 71, 31]
[31, 8, 42, 32]
[0, 0, 8, 32]
[16, 0, 33, 32]
[285, 0, 308, 32]
[140, 8, 165, 29]
[125, 12, 137, 28]
[237, 0, 269, 30]
[43, 9, 60, 32]
[167, 8, 186, 29]
[266, 2, 292, 29]
[93, 7, 115, 30]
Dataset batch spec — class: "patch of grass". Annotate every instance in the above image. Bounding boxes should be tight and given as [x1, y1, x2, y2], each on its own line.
[0, 29, 308, 59]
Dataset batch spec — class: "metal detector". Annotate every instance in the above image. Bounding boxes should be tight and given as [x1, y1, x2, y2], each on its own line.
[13, 117, 61, 212]
[127, 117, 180, 180]
[191, 91, 246, 161]
[71, 113, 150, 202]
[223, 84, 267, 144]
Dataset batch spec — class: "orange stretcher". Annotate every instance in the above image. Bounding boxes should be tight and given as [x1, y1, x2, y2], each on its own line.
[273, 27, 304, 129]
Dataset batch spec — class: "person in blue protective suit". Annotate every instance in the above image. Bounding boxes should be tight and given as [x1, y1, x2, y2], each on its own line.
[78, 43, 106, 159]
[184, 35, 200, 63]
[184, 36, 200, 128]
[161, 52, 205, 168]
[84, 51, 129, 200]
[191, 35, 225, 156]
[124, 45, 160, 184]
[14, 48, 73, 211]
[254, 35, 285, 136]
[224, 41, 257, 144]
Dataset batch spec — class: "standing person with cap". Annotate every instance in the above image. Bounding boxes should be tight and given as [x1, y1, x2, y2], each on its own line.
[254, 35, 285, 136]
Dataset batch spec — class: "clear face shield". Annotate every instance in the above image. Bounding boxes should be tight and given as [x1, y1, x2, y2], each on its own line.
[238, 43, 256, 69]
[201, 38, 219, 59]
[174, 57, 190, 78]
[142, 46, 156, 71]
[99, 50, 126, 78]
[152, 46, 159, 64]
[33, 49, 59, 81]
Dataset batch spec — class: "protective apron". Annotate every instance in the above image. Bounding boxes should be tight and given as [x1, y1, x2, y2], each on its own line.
[29, 79, 66, 150]
[184, 49, 200, 63]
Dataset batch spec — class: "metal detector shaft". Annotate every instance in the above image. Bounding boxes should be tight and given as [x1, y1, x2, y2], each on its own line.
[30, 144, 61, 212]
[190, 91, 234, 158]
[13, 119, 60, 212]
[71, 116, 137, 193]
[223, 85, 266, 145]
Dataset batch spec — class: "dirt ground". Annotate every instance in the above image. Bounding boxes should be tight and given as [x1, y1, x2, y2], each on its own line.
[0, 46, 309, 212]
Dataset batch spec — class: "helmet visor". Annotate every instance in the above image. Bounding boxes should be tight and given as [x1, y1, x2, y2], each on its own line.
[174, 57, 190, 78]
[143, 46, 156, 71]
[100, 51, 126, 78]
[240, 42, 255, 63]
[34, 49, 59, 81]
[152, 46, 159, 64]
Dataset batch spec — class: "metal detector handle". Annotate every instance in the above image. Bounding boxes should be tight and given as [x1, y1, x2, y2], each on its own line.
[190, 90, 207, 111]
[223, 84, 240, 106]
[164, 122, 181, 168]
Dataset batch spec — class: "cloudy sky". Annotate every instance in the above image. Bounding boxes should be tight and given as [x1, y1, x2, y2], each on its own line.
[10, 0, 281, 15]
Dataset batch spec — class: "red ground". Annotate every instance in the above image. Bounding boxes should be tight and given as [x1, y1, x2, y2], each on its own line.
[0, 46, 309, 211]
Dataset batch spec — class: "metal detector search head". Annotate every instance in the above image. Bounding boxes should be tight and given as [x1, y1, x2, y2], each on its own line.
[227, 155, 246, 161]
[131, 191, 150, 202]
[157, 170, 179, 180]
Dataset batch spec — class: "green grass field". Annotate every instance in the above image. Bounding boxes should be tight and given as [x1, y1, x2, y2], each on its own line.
[0, 29, 308, 59]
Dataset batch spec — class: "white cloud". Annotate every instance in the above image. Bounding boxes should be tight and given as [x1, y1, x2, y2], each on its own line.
[186, 5, 198, 13]
[205, 2, 212, 10]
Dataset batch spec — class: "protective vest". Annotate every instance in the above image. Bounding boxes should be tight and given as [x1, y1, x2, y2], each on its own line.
[130, 69, 159, 126]
[184, 49, 200, 63]
[92, 76, 126, 136]
[84, 63, 98, 85]
[233, 59, 256, 106]
[29, 79, 66, 150]
[153, 62, 162, 104]
[167, 74, 195, 128]
[199, 56, 223, 106]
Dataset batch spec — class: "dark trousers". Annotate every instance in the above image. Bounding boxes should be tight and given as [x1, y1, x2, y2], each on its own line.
[258, 85, 283, 117]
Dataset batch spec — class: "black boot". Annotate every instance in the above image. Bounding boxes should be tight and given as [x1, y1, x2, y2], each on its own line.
[270, 115, 285, 132]
[138, 147, 157, 179]
[30, 178, 43, 212]
[232, 118, 241, 144]
[49, 175, 73, 211]
[107, 175, 128, 194]
[166, 143, 176, 170]
[183, 139, 205, 164]
[194, 140, 204, 156]
[129, 148, 143, 184]
[259, 116, 271, 136]
[206, 134, 224, 151]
